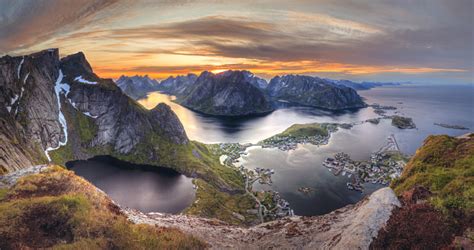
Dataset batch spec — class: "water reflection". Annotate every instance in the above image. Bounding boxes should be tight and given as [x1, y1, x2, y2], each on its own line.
[67, 156, 196, 214]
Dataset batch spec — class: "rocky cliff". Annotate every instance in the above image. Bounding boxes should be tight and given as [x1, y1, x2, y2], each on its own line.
[267, 75, 366, 110]
[0, 49, 63, 173]
[179, 70, 274, 116]
[115, 75, 160, 99]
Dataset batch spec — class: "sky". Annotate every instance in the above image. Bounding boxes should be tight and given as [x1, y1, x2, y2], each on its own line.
[0, 0, 473, 83]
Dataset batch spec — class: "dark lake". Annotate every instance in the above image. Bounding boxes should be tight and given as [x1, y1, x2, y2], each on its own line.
[133, 84, 473, 216]
[66, 156, 196, 214]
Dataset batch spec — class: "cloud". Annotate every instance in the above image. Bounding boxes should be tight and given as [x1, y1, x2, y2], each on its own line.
[84, 14, 472, 70]
[0, 0, 119, 52]
[1, 0, 472, 82]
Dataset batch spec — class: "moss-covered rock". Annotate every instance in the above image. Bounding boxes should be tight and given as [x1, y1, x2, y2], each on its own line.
[391, 134, 474, 213]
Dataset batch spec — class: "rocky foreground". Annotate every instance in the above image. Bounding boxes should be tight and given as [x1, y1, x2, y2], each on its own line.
[125, 187, 399, 249]
[0, 164, 399, 249]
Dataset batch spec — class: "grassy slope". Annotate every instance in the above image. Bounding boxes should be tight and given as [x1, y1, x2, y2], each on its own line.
[49, 95, 255, 224]
[0, 166, 206, 249]
[391, 134, 474, 213]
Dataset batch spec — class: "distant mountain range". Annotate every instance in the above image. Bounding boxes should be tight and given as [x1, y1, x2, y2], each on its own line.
[118, 71, 401, 115]
[117, 73, 405, 99]
[115, 75, 160, 99]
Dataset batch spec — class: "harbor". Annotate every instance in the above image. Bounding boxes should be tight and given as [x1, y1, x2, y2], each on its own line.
[323, 134, 407, 192]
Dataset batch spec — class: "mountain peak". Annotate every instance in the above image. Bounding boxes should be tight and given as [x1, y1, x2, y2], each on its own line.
[60, 51, 93, 76]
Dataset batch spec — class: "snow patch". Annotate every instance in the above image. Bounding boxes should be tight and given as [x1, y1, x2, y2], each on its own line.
[74, 75, 97, 85]
[23, 72, 30, 84]
[83, 112, 98, 118]
[17, 57, 24, 79]
[44, 70, 70, 162]
[219, 155, 228, 165]
[10, 94, 19, 105]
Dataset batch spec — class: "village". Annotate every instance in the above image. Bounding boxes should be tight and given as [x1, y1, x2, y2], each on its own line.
[322, 134, 407, 192]
[208, 143, 294, 221]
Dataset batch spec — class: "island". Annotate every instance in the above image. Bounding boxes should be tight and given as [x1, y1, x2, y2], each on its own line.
[258, 123, 338, 150]
[391, 115, 416, 129]
[434, 123, 469, 130]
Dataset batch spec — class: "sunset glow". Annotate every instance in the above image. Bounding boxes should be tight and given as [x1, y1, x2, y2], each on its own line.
[1, 0, 472, 83]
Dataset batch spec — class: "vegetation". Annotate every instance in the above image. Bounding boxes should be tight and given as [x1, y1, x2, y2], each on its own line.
[391, 134, 474, 213]
[278, 123, 329, 138]
[0, 166, 207, 249]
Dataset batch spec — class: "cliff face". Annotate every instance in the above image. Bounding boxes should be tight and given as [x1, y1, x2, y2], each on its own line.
[267, 75, 366, 110]
[61, 52, 188, 154]
[0, 49, 63, 172]
[179, 70, 274, 116]
[115, 75, 160, 100]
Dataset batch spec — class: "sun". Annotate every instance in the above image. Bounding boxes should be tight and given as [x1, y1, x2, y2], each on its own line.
[211, 69, 228, 74]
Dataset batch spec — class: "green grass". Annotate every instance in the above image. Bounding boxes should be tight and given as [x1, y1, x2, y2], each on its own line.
[49, 143, 75, 166]
[391, 134, 474, 213]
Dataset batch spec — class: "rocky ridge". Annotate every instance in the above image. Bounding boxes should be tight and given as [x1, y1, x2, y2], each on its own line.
[125, 187, 400, 249]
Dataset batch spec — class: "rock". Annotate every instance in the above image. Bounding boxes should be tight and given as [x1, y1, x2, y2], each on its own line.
[0, 49, 63, 171]
[124, 187, 400, 249]
[179, 70, 274, 116]
[267, 75, 366, 110]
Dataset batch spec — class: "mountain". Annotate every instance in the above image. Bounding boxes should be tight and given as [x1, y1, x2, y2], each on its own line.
[157, 73, 197, 96]
[267, 75, 366, 110]
[178, 70, 274, 116]
[0, 49, 250, 222]
[115, 75, 159, 99]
